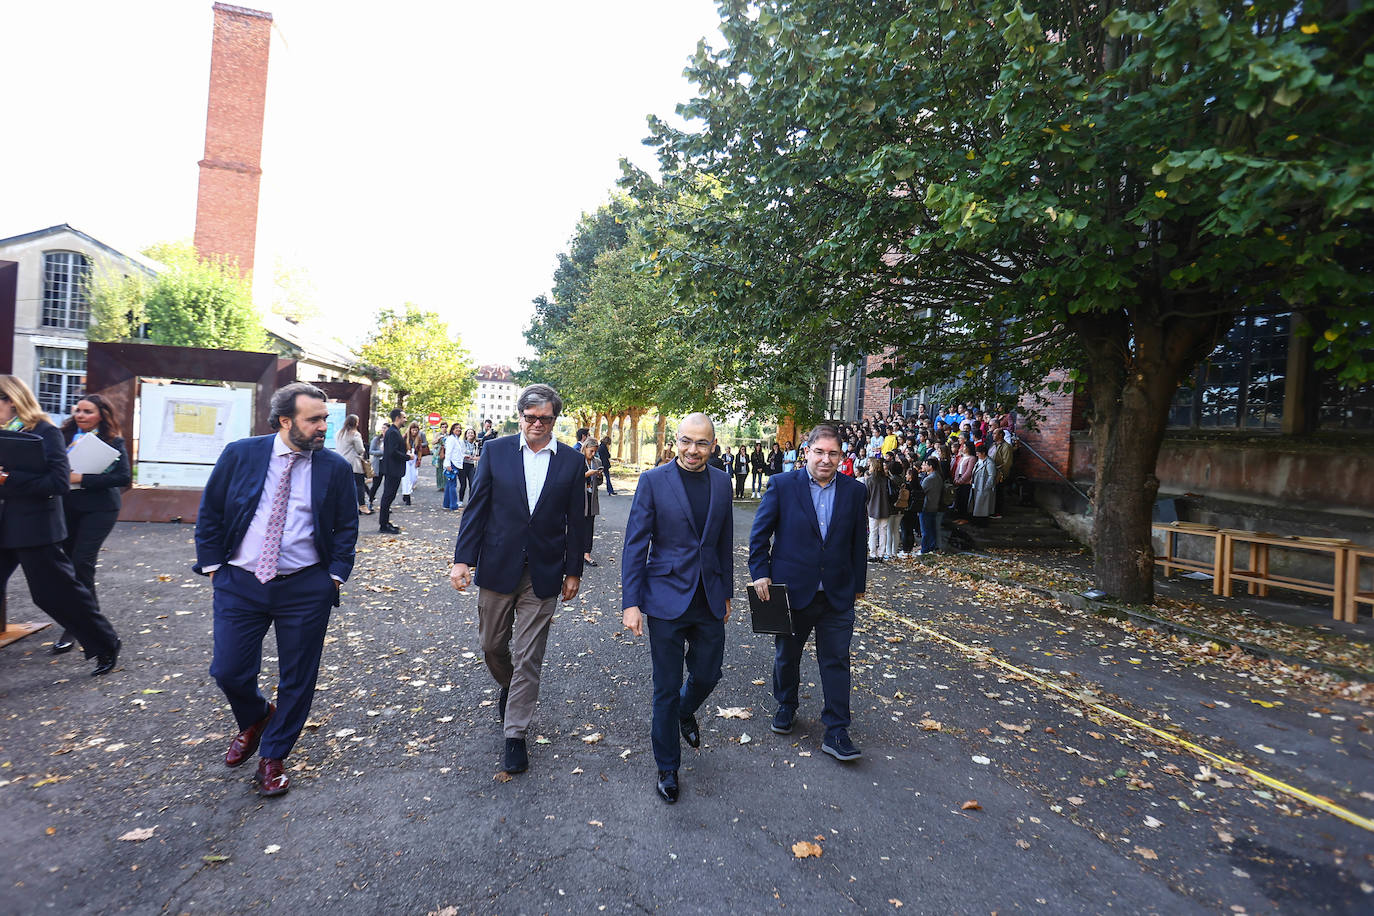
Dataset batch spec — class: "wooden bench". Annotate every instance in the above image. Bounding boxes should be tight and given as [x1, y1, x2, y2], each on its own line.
[1219, 531, 1350, 621]
[1343, 545, 1374, 624]
[1152, 522, 1225, 595]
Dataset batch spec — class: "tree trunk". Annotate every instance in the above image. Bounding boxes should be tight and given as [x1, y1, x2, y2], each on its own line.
[655, 414, 667, 462]
[627, 406, 646, 465]
[1072, 304, 1229, 605]
[614, 412, 627, 458]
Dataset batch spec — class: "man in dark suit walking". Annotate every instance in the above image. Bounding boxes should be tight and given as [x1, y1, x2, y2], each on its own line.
[749, 424, 867, 762]
[622, 413, 733, 804]
[450, 384, 586, 774]
[597, 435, 615, 495]
[194, 382, 359, 797]
[377, 408, 407, 534]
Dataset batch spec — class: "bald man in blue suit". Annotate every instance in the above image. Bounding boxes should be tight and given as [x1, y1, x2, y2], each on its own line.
[622, 413, 734, 804]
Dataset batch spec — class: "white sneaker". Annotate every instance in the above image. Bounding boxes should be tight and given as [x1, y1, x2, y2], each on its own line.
[896, 551, 910, 559]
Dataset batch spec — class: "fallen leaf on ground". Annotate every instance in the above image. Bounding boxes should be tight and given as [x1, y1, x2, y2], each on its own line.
[582, 732, 603, 744]
[997, 721, 1029, 734]
[1143, 816, 1163, 829]
[1015, 839, 1031, 849]
[1067, 796, 1085, 806]
[961, 800, 982, 811]
[716, 706, 752, 719]
[740, 733, 752, 744]
[971, 755, 991, 765]
[791, 841, 822, 858]
[919, 719, 942, 731]
[118, 827, 156, 842]
[588, 820, 603, 828]
[1134, 846, 1158, 860]
[493, 772, 512, 783]
[888, 900, 903, 908]
[202, 855, 229, 864]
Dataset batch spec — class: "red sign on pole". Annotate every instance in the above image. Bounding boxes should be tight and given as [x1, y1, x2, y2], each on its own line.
[427, 412, 442, 426]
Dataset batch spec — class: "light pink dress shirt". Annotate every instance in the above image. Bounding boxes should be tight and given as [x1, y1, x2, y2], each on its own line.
[228, 435, 321, 576]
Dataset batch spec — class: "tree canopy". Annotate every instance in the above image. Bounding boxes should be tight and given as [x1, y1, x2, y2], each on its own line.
[359, 303, 477, 416]
[624, 0, 1373, 601]
[88, 240, 266, 351]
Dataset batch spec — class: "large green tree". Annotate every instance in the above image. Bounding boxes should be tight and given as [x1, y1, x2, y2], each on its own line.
[635, 0, 1373, 602]
[88, 240, 266, 351]
[360, 304, 477, 417]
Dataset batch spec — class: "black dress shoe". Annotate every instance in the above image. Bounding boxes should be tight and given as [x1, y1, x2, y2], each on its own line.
[656, 769, 679, 804]
[771, 706, 795, 735]
[379, 523, 402, 534]
[498, 686, 509, 721]
[91, 639, 121, 677]
[503, 737, 528, 774]
[679, 715, 700, 748]
[52, 631, 75, 655]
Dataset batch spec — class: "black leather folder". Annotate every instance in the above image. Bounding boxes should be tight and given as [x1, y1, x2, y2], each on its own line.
[747, 583, 793, 636]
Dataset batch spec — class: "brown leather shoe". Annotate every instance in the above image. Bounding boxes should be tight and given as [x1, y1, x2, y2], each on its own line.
[225, 703, 275, 767]
[254, 757, 290, 797]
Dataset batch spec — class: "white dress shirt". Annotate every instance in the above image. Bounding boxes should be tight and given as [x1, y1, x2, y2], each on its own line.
[519, 434, 556, 514]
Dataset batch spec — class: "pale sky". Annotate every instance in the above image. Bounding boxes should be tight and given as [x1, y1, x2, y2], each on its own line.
[0, 0, 722, 367]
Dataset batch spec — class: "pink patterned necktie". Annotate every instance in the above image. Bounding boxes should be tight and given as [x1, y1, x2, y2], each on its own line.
[255, 451, 303, 583]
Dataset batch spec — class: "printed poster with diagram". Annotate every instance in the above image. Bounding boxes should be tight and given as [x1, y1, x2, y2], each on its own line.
[137, 383, 253, 487]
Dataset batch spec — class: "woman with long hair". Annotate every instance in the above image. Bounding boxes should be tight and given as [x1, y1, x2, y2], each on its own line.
[51, 393, 132, 654]
[0, 376, 120, 674]
[401, 422, 422, 506]
[336, 413, 370, 515]
[863, 457, 892, 562]
[458, 427, 479, 506]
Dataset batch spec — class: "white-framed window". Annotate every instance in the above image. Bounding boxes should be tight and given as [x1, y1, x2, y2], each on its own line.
[35, 346, 87, 416]
[42, 251, 91, 329]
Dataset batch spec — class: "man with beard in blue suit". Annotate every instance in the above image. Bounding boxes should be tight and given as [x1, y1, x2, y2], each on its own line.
[195, 382, 359, 797]
[749, 424, 867, 763]
[622, 413, 733, 804]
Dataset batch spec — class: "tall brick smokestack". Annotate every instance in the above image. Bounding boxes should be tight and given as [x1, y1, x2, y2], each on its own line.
[193, 3, 272, 277]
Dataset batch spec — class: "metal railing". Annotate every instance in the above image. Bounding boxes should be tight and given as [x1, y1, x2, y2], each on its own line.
[1016, 438, 1093, 508]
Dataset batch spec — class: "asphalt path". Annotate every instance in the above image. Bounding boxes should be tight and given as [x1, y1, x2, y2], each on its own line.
[1, 473, 1371, 915]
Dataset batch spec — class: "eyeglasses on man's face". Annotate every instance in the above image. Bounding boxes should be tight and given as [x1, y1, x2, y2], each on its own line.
[676, 436, 712, 450]
[521, 413, 556, 427]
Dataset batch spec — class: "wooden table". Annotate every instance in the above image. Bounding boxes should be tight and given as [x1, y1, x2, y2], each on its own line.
[1219, 531, 1350, 621]
[1152, 523, 1225, 595]
[1343, 545, 1374, 624]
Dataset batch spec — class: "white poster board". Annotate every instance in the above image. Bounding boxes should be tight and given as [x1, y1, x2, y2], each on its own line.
[137, 382, 254, 487]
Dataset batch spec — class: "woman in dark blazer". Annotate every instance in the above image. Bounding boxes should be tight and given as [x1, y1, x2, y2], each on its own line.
[0, 376, 120, 675]
[51, 394, 132, 654]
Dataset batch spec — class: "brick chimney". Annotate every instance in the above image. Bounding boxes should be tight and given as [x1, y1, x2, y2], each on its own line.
[193, 3, 273, 277]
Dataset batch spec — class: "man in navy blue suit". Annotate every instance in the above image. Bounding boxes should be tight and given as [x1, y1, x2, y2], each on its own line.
[450, 384, 586, 775]
[749, 424, 867, 762]
[194, 382, 359, 797]
[622, 413, 733, 804]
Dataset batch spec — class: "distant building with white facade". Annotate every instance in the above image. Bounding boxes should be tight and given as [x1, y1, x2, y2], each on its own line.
[468, 364, 518, 429]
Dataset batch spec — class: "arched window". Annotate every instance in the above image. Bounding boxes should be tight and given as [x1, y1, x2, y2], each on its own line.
[42, 251, 91, 329]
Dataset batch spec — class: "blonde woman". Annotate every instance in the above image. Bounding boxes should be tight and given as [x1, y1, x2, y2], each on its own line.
[863, 457, 892, 562]
[0, 375, 120, 675]
[335, 413, 370, 515]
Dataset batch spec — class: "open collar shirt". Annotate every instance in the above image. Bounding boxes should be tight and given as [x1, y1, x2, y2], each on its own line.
[519, 434, 557, 515]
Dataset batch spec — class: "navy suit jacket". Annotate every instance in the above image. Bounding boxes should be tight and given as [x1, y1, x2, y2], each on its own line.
[452, 435, 587, 599]
[193, 434, 360, 582]
[621, 461, 733, 620]
[748, 468, 867, 611]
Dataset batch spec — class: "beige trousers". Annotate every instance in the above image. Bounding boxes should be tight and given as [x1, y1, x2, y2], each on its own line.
[477, 568, 558, 739]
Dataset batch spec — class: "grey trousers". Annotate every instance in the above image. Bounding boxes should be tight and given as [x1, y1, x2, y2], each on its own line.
[477, 568, 558, 739]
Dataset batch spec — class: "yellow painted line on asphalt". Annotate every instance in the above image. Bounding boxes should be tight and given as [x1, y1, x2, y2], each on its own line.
[860, 599, 1374, 834]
